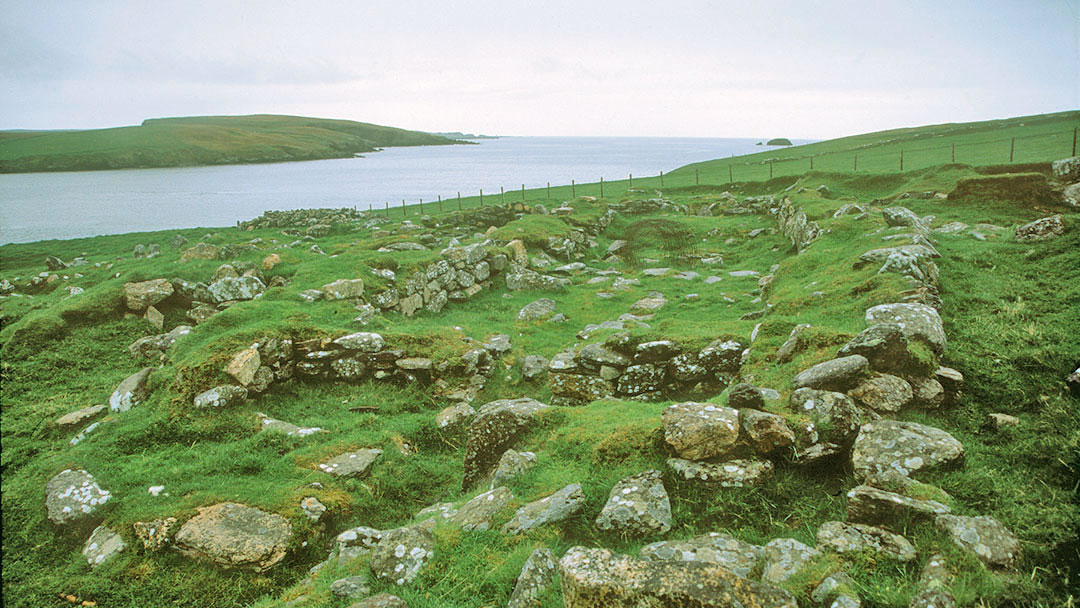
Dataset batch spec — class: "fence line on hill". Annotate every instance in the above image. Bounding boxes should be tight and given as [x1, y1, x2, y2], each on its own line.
[374, 127, 1076, 218]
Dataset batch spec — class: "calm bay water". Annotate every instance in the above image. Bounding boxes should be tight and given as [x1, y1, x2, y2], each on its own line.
[0, 136, 798, 244]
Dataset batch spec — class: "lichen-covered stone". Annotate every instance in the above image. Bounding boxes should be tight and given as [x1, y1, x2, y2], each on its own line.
[133, 517, 178, 551]
[109, 367, 152, 412]
[318, 448, 382, 478]
[193, 385, 248, 408]
[698, 339, 743, 372]
[639, 533, 763, 578]
[330, 575, 371, 599]
[662, 402, 740, 461]
[848, 374, 913, 412]
[617, 363, 667, 396]
[462, 398, 549, 489]
[816, 521, 916, 561]
[908, 376, 945, 408]
[227, 346, 261, 386]
[347, 594, 409, 608]
[739, 409, 795, 455]
[449, 486, 513, 531]
[792, 355, 869, 391]
[508, 548, 558, 608]
[667, 457, 773, 487]
[1015, 214, 1065, 242]
[517, 298, 557, 322]
[851, 420, 964, 479]
[173, 503, 292, 572]
[502, 483, 586, 534]
[790, 388, 861, 450]
[595, 470, 672, 536]
[560, 546, 797, 608]
[846, 485, 950, 528]
[82, 525, 125, 567]
[208, 276, 266, 303]
[124, 278, 174, 311]
[935, 514, 1020, 569]
[492, 449, 537, 488]
[761, 538, 822, 584]
[369, 526, 435, 586]
[333, 331, 385, 352]
[549, 373, 613, 405]
[436, 403, 475, 430]
[865, 303, 946, 355]
[46, 469, 111, 528]
[322, 278, 365, 300]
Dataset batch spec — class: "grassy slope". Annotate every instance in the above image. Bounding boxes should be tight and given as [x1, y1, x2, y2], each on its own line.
[2, 113, 1078, 608]
[0, 114, 458, 173]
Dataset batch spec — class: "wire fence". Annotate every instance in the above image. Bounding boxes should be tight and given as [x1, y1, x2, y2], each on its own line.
[366, 127, 1078, 218]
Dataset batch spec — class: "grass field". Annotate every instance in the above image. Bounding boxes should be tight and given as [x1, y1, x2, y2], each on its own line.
[0, 115, 458, 173]
[1, 111, 1078, 607]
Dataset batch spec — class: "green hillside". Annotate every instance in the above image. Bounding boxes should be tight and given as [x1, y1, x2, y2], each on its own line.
[1, 112, 1078, 608]
[0, 114, 458, 173]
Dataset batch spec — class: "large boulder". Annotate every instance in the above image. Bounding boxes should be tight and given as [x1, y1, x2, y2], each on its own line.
[847, 373, 913, 413]
[45, 469, 112, 528]
[595, 470, 672, 536]
[1052, 156, 1080, 182]
[462, 398, 550, 489]
[697, 339, 743, 372]
[789, 388, 861, 452]
[323, 278, 366, 300]
[550, 373, 613, 404]
[208, 276, 265, 304]
[661, 402, 740, 461]
[502, 483, 586, 534]
[851, 420, 964, 479]
[935, 514, 1021, 569]
[369, 526, 435, 586]
[639, 532, 763, 578]
[762, 538, 821, 584]
[792, 355, 868, 391]
[837, 323, 912, 373]
[173, 503, 292, 572]
[124, 279, 174, 311]
[559, 546, 797, 608]
[739, 409, 795, 455]
[109, 367, 152, 412]
[865, 303, 946, 355]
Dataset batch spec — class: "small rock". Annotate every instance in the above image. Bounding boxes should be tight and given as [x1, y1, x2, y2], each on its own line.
[369, 526, 435, 585]
[935, 514, 1021, 569]
[762, 538, 822, 584]
[301, 497, 327, 521]
[319, 448, 382, 478]
[492, 449, 537, 488]
[109, 367, 152, 412]
[987, 413, 1020, 429]
[82, 525, 125, 567]
[56, 404, 106, 429]
[508, 548, 558, 608]
[792, 355, 869, 391]
[595, 470, 672, 536]
[193, 385, 248, 408]
[639, 532, 763, 578]
[668, 457, 773, 487]
[846, 485, 950, 528]
[331, 575, 371, 599]
[502, 483, 586, 534]
[817, 521, 916, 561]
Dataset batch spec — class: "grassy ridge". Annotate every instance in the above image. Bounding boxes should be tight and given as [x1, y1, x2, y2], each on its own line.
[0, 114, 458, 173]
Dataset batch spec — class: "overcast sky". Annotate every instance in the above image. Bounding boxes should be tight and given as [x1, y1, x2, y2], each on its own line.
[1, 0, 1076, 138]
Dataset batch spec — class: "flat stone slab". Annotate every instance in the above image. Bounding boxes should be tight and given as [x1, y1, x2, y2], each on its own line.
[816, 521, 916, 561]
[502, 483, 586, 534]
[257, 413, 324, 437]
[639, 532, 763, 578]
[319, 448, 382, 477]
[851, 420, 964, 479]
[173, 502, 292, 572]
[846, 485, 951, 529]
[82, 525, 125, 567]
[936, 514, 1021, 569]
[462, 398, 550, 489]
[762, 538, 821, 584]
[792, 355, 868, 391]
[865, 303, 946, 355]
[56, 404, 106, 429]
[449, 486, 513, 531]
[667, 457, 774, 487]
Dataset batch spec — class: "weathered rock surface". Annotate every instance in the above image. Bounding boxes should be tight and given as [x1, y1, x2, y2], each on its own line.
[462, 398, 549, 489]
[502, 483, 586, 534]
[124, 279, 174, 311]
[935, 514, 1020, 569]
[322, 278, 365, 300]
[318, 448, 382, 478]
[333, 332, 385, 352]
[865, 303, 946, 355]
[521, 355, 549, 380]
[436, 403, 475, 430]
[330, 575, 371, 599]
[740, 409, 796, 454]
[838, 323, 912, 373]
[761, 538, 822, 584]
[492, 449, 537, 488]
[517, 298, 557, 322]
[560, 546, 797, 608]
[851, 420, 964, 479]
[173, 503, 292, 572]
[208, 276, 265, 303]
[109, 367, 152, 412]
[508, 548, 558, 608]
[369, 526, 435, 586]
[133, 517, 178, 551]
[668, 457, 773, 487]
[347, 594, 408, 608]
[449, 486, 513, 531]
[662, 401, 740, 461]
[56, 404, 106, 429]
[848, 374, 913, 412]
[639, 533, 763, 578]
[193, 385, 248, 408]
[846, 485, 950, 528]
[1015, 214, 1065, 242]
[817, 521, 916, 561]
[46, 469, 111, 528]
[82, 525, 125, 567]
[790, 388, 861, 453]
[792, 355, 869, 391]
[595, 470, 672, 536]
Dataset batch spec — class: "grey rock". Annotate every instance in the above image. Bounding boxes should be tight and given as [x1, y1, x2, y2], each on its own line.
[883, 206, 927, 229]
[517, 298, 557, 322]
[668, 457, 773, 487]
[865, 303, 946, 355]
[82, 525, 125, 567]
[727, 382, 766, 409]
[936, 514, 1020, 569]
[617, 363, 666, 396]
[1051, 156, 1080, 182]
[331, 575, 372, 598]
[762, 538, 821, 584]
[739, 409, 795, 455]
[662, 401, 740, 460]
[698, 339, 743, 372]
[579, 343, 630, 367]
[193, 385, 248, 408]
[817, 520, 916, 561]
[595, 470, 672, 536]
[301, 497, 327, 521]
[838, 323, 912, 373]
[848, 374, 913, 412]
[109, 367, 152, 412]
[549, 373, 613, 404]
[630, 291, 667, 313]
[46, 469, 111, 528]
[1015, 214, 1065, 242]
[124, 279, 174, 311]
[173, 502, 291, 572]
[450, 486, 513, 531]
[56, 404, 107, 429]
[560, 546, 797, 608]
[521, 355, 549, 380]
[811, 572, 857, 605]
[908, 376, 945, 408]
[370, 526, 435, 585]
[502, 483, 585, 534]
[776, 323, 812, 363]
[436, 403, 476, 430]
[492, 449, 537, 488]
[333, 332, 385, 352]
[463, 398, 549, 489]
[790, 388, 861, 450]
[507, 548, 559, 608]
[334, 526, 386, 565]
[639, 532, 763, 578]
[257, 413, 323, 438]
[208, 276, 265, 304]
[792, 355, 869, 391]
[846, 485, 951, 528]
[851, 420, 964, 479]
[318, 448, 382, 478]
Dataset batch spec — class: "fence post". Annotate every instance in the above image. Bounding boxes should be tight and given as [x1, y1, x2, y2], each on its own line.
[728, 165, 733, 184]
[419, 198, 423, 214]
[900, 149, 904, 172]
[629, 173, 633, 188]
[521, 184, 525, 201]
[547, 181, 550, 199]
[695, 169, 699, 185]
[769, 159, 774, 179]
[660, 170, 664, 187]
[368, 203, 372, 213]
[438, 195, 442, 213]
[480, 189, 483, 205]
[600, 177, 604, 198]
[810, 155, 814, 170]
[854, 154, 858, 172]
[1009, 137, 1015, 163]
[1073, 127, 1078, 156]
[385, 201, 389, 215]
[951, 143, 955, 163]
[402, 199, 406, 217]
[572, 180, 575, 198]
[458, 192, 462, 210]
